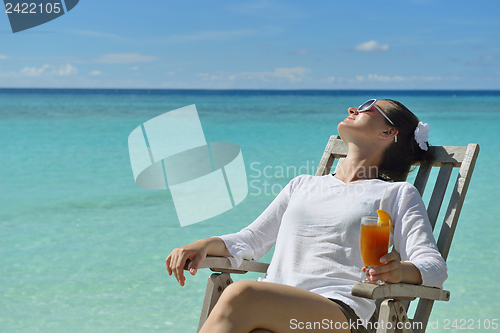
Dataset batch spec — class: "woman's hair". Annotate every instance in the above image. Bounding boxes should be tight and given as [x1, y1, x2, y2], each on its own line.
[377, 99, 434, 181]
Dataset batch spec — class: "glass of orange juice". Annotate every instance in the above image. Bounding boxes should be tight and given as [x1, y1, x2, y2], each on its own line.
[360, 216, 391, 285]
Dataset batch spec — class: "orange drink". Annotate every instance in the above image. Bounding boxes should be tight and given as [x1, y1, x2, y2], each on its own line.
[360, 222, 391, 267]
[360, 216, 391, 283]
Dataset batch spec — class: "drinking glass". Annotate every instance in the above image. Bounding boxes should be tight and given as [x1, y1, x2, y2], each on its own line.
[360, 216, 391, 285]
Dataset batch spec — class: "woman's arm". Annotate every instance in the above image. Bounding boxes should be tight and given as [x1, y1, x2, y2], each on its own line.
[166, 237, 231, 287]
[214, 176, 305, 268]
[166, 175, 304, 286]
[392, 184, 447, 288]
[400, 262, 423, 284]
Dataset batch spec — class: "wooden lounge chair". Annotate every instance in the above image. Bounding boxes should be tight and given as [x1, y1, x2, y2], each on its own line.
[187, 135, 480, 333]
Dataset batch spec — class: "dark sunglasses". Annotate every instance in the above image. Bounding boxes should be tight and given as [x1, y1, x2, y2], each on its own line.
[357, 99, 394, 126]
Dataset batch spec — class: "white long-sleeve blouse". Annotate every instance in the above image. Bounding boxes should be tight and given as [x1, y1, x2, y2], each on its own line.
[217, 175, 447, 322]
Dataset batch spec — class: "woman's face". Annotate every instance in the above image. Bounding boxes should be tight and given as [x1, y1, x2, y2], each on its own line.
[337, 100, 394, 144]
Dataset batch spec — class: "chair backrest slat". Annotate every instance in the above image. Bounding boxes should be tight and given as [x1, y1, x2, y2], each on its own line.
[316, 143, 335, 176]
[427, 163, 454, 230]
[436, 143, 479, 261]
[316, 135, 349, 176]
[431, 146, 466, 167]
[413, 164, 432, 196]
[413, 145, 479, 333]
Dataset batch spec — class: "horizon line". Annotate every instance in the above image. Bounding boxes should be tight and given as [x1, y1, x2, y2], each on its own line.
[1, 88, 500, 92]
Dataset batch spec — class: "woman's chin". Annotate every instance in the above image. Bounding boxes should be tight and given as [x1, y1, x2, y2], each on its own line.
[337, 122, 350, 138]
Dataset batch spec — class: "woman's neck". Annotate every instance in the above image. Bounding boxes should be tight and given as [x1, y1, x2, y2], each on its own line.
[334, 144, 383, 183]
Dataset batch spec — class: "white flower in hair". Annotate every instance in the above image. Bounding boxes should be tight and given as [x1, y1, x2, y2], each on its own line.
[414, 121, 430, 151]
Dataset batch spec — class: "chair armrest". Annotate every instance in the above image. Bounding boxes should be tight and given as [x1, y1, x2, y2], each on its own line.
[351, 282, 450, 302]
[184, 256, 270, 274]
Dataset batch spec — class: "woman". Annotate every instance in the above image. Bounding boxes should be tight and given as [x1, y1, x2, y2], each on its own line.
[166, 99, 447, 333]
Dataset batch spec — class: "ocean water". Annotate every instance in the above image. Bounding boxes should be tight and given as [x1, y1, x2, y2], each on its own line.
[1, 89, 499, 332]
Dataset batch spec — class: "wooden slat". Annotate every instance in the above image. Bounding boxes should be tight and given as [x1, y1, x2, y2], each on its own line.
[413, 163, 432, 196]
[437, 144, 480, 260]
[426, 163, 454, 230]
[430, 146, 466, 167]
[413, 143, 479, 331]
[412, 299, 435, 333]
[394, 300, 413, 333]
[197, 272, 233, 332]
[351, 282, 450, 301]
[329, 135, 349, 156]
[410, 146, 466, 168]
[186, 256, 269, 274]
[316, 154, 336, 176]
[316, 139, 467, 176]
[377, 300, 397, 333]
[316, 135, 336, 176]
[316, 135, 348, 176]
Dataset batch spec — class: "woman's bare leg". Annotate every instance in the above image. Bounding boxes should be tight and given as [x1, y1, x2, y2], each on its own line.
[199, 280, 351, 333]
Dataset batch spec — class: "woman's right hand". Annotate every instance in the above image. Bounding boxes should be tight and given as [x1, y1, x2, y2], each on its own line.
[166, 241, 209, 287]
[166, 237, 231, 287]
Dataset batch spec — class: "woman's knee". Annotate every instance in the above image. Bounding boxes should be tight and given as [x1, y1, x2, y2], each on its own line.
[206, 281, 260, 327]
[219, 280, 257, 306]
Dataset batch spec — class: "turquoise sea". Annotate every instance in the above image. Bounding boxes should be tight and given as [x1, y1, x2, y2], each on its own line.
[1, 89, 499, 332]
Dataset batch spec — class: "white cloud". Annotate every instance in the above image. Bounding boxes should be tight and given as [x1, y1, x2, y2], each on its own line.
[128, 66, 139, 71]
[341, 74, 461, 83]
[0, 54, 7, 60]
[243, 67, 311, 82]
[19, 64, 78, 77]
[356, 74, 405, 82]
[195, 67, 311, 84]
[90, 70, 102, 76]
[354, 40, 389, 52]
[271, 67, 310, 81]
[57, 64, 78, 76]
[96, 53, 159, 64]
[20, 64, 50, 76]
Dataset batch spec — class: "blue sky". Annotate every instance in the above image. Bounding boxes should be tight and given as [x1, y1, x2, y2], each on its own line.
[1, 0, 499, 89]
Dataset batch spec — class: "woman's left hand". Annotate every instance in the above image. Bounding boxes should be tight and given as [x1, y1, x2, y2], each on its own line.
[363, 249, 402, 284]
